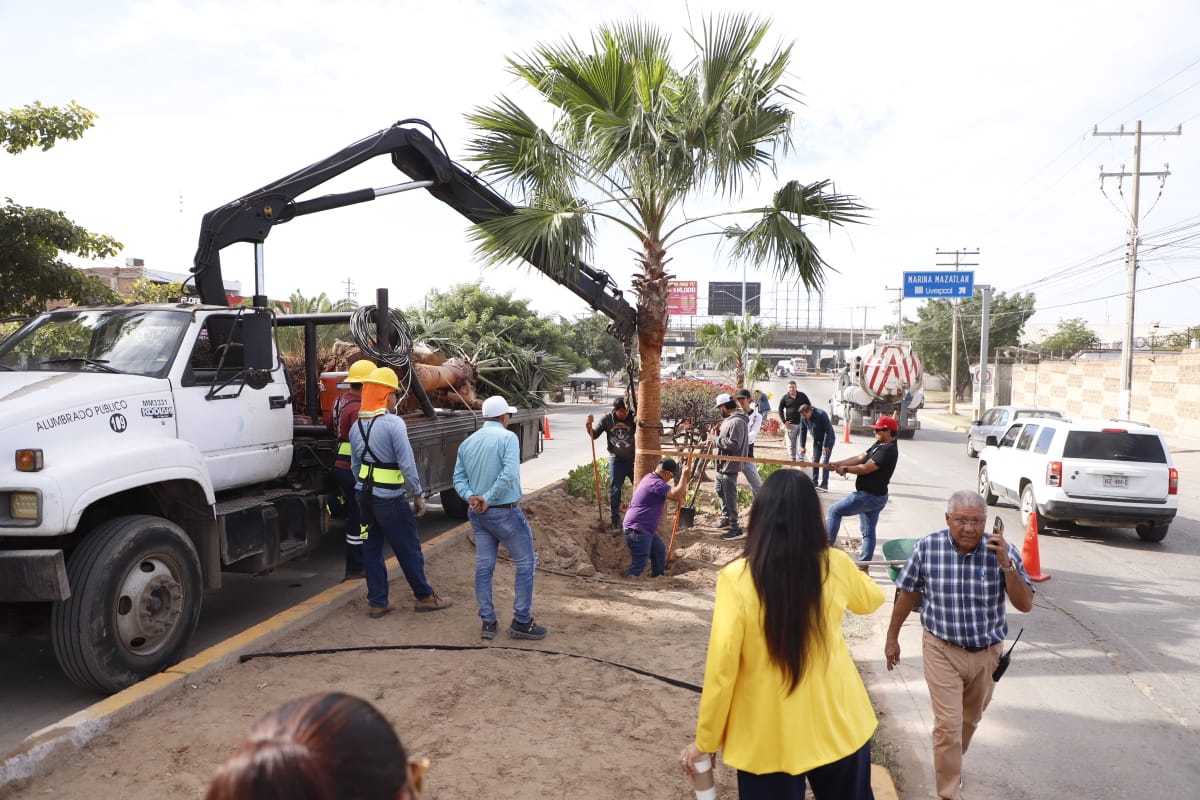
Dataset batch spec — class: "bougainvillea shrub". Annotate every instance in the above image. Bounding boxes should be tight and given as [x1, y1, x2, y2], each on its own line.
[660, 377, 736, 426]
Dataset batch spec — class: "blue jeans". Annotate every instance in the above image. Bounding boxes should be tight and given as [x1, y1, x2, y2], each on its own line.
[826, 490, 889, 561]
[716, 471, 741, 528]
[625, 529, 665, 577]
[735, 740, 873, 800]
[609, 457, 635, 525]
[811, 446, 833, 488]
[470, 506, 537, 624]
[333, 467, 364, 575]
[357, 491, 434, 608]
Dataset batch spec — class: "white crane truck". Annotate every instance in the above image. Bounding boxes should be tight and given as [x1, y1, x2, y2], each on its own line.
[0, 120, 636, 693]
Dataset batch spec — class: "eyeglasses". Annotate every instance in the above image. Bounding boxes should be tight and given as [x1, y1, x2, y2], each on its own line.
[949, 516, 986, 528]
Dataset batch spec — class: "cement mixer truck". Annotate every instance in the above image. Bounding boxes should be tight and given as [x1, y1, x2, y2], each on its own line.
[829, 340, 924, 438]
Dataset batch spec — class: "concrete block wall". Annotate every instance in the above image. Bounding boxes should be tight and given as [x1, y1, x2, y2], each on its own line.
[1010, 351, 1200, 439]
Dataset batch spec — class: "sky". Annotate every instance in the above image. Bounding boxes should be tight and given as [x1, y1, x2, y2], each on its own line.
[3, 0, 1200, 341]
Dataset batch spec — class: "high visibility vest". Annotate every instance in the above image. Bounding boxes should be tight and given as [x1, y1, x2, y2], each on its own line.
[337, 441, 353, 456]
[355, 417, 405, 489]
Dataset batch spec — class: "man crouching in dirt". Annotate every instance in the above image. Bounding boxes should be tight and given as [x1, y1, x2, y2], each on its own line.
[621, 457, 691, 577]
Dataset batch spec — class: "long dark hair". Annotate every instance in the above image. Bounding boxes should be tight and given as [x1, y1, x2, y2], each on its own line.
[204, 692, 408, 800]
[744, 469, 829, 693]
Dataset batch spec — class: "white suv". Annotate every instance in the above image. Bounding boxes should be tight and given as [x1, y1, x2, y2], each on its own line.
[977, 417, 1178, 542]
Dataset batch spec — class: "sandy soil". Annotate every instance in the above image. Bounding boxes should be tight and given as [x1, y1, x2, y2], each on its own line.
[4, 433, 875, 800]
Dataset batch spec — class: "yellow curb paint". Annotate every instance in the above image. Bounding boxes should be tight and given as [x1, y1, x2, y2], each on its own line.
[871, 764, 900, 799]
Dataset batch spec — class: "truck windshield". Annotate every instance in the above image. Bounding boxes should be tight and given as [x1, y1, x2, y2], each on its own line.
[0, 309, 190, 378]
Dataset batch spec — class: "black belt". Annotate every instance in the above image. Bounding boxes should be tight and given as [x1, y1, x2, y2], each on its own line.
[491, 502, 517, 509]
[957, 642, 993, 653]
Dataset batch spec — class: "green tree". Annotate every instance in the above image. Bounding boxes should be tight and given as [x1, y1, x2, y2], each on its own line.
[465, 13, 866, 478]
[413, 282, 577, 365]
[130, 278, 185, 303]
[904, 291, 1036, 399]
[1164, 325, 1200, 349]
[563, 312, 627, 375]
[0, 101, 122, 315]
[1038, 317, 1100, 358]
[693, 315, 775, 389]
[272, 289, 355, 354]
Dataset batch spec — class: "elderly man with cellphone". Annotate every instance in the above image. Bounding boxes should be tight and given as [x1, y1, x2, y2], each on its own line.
[884, 491, 1035, 800]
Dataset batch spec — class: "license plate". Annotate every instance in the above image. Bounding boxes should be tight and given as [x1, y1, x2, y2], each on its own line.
[1103, 475, 1128, 488]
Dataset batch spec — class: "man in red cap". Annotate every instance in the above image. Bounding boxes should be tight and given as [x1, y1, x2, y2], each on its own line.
[825, 415, 900, 562]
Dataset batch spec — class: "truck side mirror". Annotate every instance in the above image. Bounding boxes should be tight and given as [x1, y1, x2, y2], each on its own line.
[242, 312, 274, 370]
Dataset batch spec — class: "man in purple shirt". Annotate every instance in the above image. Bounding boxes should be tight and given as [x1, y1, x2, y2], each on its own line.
[622, 458, 691, 577]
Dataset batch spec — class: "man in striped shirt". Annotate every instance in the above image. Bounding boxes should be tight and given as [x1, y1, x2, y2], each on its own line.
[884, 490, 1034, 800]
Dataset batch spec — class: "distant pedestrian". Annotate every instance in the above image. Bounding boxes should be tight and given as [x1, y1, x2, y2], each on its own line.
[453, 395, 546, 641]
[753, 388, 771, 417]
[679, 470, 885, 799]
[710, 392, 749, 541]
[622, 457, 691, 577]
[798, 403, 836, 491]
[586, 397, 636, 535]
[825, 415, 899, 562]
[778, 380, 812, 461]
[205, 692, 426, 800]
[350, 367, 452, 618]
[735, 389, 763, 497]
[885, 491, 1034, 800]
[330, 359, 375, 581]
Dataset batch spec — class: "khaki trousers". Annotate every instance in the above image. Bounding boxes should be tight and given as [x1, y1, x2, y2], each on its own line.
[922, 629, 1001, 800]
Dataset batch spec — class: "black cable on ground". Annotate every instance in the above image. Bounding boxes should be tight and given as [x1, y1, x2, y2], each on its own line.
[238, 643, 702, 693]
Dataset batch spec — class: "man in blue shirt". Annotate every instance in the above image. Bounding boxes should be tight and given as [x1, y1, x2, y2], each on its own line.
[884, 491, 1034, 800]
[798, 403, 836, 491]
[453, 395, 546, 641]
[350, 367, 452, 619]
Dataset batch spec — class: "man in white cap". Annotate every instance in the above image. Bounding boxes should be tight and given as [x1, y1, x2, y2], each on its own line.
[452, 396, 547, 641]
[709, 392, 749, 541]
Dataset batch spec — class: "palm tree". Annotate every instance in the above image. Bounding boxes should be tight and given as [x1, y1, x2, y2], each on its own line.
[272, 289, 355, 354]
[466, 13, 867, 479]
[694, 316, 776, 389]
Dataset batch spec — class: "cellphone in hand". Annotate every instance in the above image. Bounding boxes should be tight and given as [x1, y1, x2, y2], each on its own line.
[992, 516, 1004, 537]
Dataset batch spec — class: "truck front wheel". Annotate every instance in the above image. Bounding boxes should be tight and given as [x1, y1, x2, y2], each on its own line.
[51, 515, 203, 693]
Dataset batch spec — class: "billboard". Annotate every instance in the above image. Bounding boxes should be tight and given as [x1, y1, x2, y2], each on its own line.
[667, 280, 698, 315]
[707, 281, 760, 316]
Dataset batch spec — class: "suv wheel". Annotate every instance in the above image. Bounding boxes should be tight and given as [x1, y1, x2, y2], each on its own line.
[978, 465, 998, 505]
[1135, 521, 1169, 543]
[1019, 484, 1041, 534]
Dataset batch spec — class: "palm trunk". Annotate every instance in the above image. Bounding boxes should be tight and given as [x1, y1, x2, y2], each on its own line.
[631, 239, 669, 483]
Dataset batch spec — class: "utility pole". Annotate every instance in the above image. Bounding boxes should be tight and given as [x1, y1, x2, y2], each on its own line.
[1094, 120, 1181, 420]
[977, 285, 992, 418]
[885, 286, 904, 339]
[935, 248, 979, 415]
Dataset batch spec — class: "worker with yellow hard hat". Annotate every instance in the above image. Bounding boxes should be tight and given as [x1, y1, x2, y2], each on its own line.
[329, 359, 376, 581]
[349, 365, 453, 618]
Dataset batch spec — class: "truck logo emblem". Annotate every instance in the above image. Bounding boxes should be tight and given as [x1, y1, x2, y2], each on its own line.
[109, 413, 128, 433]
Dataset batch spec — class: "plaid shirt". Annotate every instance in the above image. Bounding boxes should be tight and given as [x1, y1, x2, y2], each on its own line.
[895, 528, 1034, 649]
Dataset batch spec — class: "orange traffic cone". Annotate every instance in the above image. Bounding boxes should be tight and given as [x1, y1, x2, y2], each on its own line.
[543, 415, 553, 440]
[842, 417, 851, 444]
[1020, 511, 1051, 582]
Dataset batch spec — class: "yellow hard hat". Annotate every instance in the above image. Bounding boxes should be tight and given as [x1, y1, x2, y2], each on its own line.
[363, 366, 400, 392]
[346, 359, 375, 383]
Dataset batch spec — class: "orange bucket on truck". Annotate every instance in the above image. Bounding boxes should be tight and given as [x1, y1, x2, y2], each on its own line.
[319, 371, 349, 426]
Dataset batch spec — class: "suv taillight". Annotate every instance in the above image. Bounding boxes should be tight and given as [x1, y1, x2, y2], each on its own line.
[1046, 461, 1062, 487]
[1169, 468, 1178, 495]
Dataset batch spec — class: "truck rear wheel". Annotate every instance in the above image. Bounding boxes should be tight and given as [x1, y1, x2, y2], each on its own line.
[440, 489, 469, 520]
[51, 515, 203, 693]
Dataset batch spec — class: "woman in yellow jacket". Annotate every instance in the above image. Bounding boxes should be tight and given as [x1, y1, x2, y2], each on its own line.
[680, 469, 885, 799]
